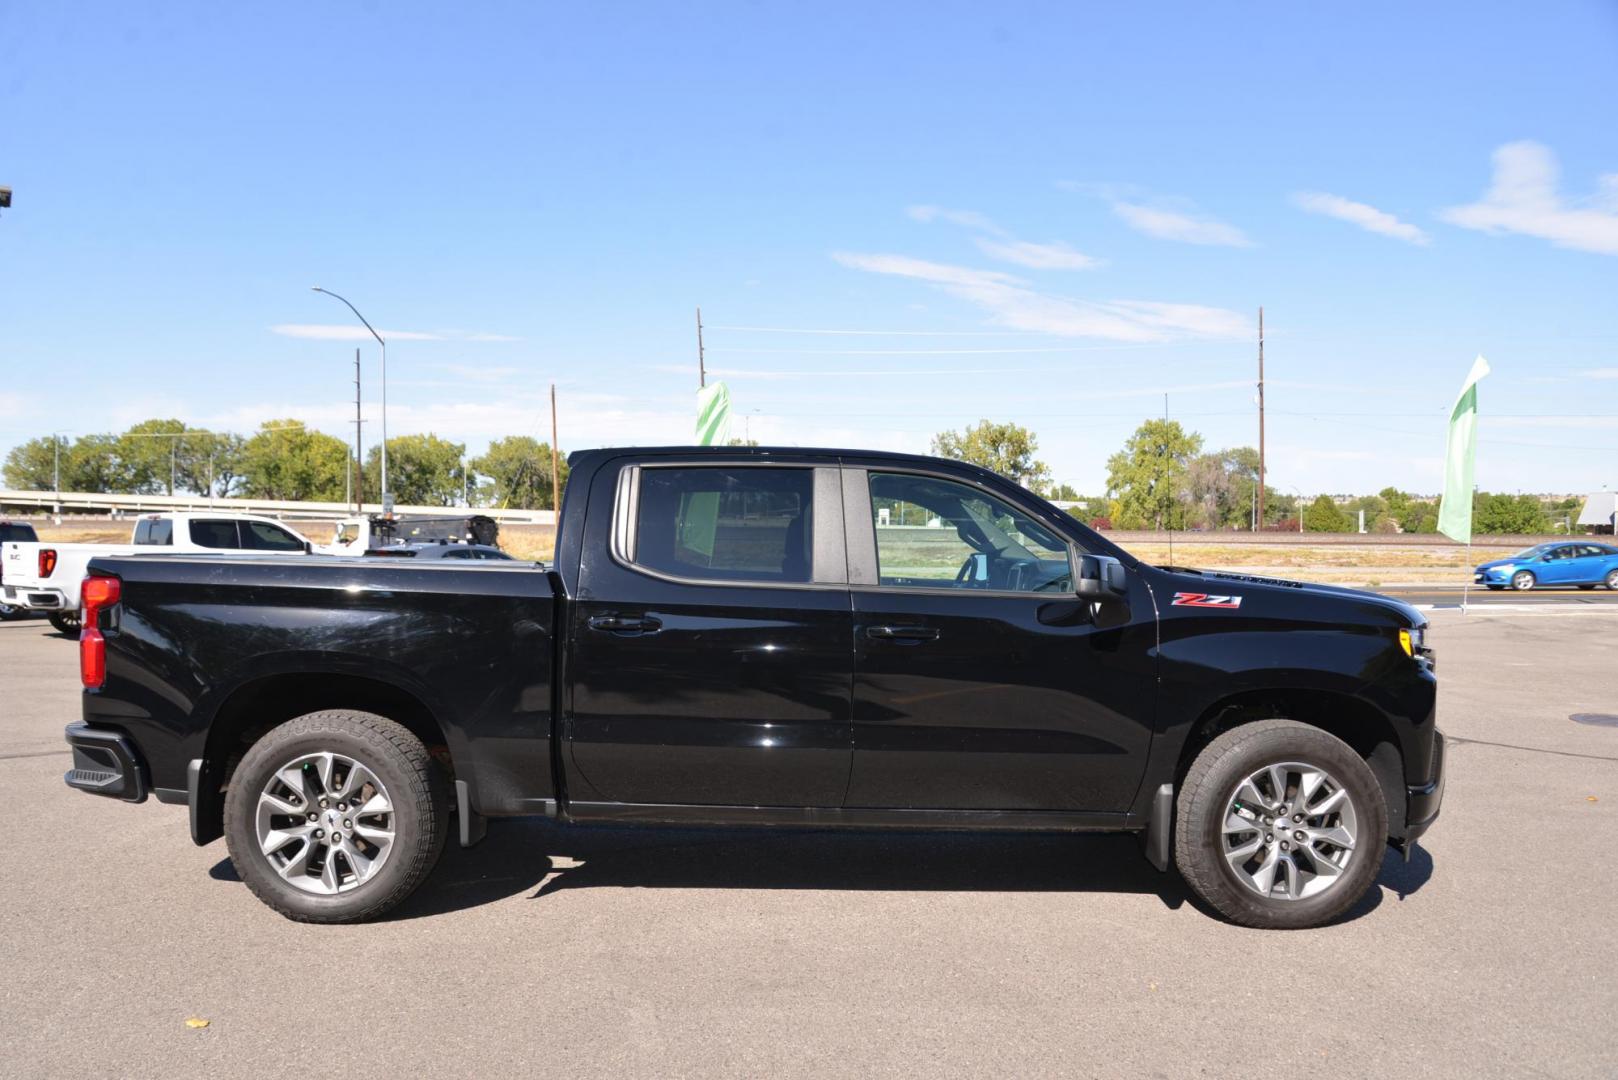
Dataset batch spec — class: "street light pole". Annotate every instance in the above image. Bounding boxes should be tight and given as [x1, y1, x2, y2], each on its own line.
[312, 287, 390, 510]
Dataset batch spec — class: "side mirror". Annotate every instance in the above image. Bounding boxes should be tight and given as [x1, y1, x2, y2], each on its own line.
[1074, 553, 1127, 601]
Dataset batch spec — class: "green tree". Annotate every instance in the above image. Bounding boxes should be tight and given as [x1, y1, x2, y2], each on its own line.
[115, 418, 192, 495]
[469, 436, 568, 510]
[3, 434, 123, 492]
[931, 420, 1052, 494]
[190, 432, 247, 497]
[239, 420, 350, 501]
[366, 433, 466, 507]
[1473, 492, 1550, 534]
[1304, 494, 1349, 532]
[1105, 419, 1203, 530]
[3, 436, 62, 489]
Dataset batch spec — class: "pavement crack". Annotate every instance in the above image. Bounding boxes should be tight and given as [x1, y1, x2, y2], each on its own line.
[1448, 735, 1618, 763]
[0, 749, 71, 761]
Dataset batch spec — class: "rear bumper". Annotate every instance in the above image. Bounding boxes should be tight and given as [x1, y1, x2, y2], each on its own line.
[3, 584, 67, 609]
[1402, 728, 1446, 843]
[63, 722, 148, 803]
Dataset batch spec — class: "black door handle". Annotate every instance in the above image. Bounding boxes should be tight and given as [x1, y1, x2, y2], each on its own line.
[866, 624, 940, 642]
[588, 614, 663, 634]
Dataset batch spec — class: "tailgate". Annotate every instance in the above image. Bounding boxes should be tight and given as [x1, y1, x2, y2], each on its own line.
[1, 542, 46, 591]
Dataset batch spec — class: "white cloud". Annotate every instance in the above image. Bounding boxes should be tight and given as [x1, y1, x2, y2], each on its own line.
[271, 325, 521, 343]
[271, 324, 444, 342]
[1112, 202, 1252, 247]
[973, 237, 1103, 270]
[831, 252, 1247, 342]
[907, 205, 1103, 270]
[906, 205, 1006, 236]
[1441, 141, 1618, 255]
[1291, 192, 1431, 245]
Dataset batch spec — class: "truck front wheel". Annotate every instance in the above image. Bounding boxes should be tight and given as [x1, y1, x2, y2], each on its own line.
[223, 710, 450, 923]
[1174, 720, 1388, 929]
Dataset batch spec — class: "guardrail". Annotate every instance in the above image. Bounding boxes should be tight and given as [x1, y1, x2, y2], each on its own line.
[0, 489, 555, 526]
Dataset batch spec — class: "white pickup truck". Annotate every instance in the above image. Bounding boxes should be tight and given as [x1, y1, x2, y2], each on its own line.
[0, 512, 314, 634]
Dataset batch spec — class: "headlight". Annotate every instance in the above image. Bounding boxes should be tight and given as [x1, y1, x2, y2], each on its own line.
[1399, 626, 1426, 657]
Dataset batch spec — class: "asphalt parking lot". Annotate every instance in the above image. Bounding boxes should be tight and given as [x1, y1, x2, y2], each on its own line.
[1, 610, 1615, 1079]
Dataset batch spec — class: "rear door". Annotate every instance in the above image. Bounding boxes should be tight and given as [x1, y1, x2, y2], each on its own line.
[842, 465, 1157, 813]
[566, 458, 853, 808]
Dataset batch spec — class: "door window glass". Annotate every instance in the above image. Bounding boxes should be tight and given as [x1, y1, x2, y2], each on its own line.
[634, 467, 813, 583]
[241, 521, 304, 551]
[189, 519, 241, 549]
[869, 472, 1071, 592]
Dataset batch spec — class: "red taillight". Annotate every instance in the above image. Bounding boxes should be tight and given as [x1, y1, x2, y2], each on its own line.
[80, 575, 121, 689]
[39, 548, 57, 578]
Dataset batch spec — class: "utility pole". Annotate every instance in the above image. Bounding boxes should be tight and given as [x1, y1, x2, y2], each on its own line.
[696, 307, 707, 388]
[352, 348, 364, 513]
[1257, 307, 1266, 532]
[549, 383, 561, 513]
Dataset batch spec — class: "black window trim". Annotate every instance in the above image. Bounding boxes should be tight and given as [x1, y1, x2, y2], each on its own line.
[843, 465, 1082, 599]
[609, 461, 849, 590]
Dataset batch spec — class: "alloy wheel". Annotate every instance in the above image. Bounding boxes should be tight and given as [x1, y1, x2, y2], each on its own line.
[256, 751, 396, 895]
[1511, 571, 1535, 591]
[1221, 761, 1358, 901]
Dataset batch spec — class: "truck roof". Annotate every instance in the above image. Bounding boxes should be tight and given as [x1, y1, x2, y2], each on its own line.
[566, 445, 970, 469]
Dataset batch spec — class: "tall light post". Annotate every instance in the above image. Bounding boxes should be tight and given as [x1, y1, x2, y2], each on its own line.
[312, 287, 390, 511]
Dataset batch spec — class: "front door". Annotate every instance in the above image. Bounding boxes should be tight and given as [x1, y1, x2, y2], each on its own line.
[843, 467, 1157, 812]
[567, 461, 853, 807]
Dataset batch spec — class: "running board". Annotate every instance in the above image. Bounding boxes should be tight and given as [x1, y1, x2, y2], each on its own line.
[1144, 783, 1173, 871]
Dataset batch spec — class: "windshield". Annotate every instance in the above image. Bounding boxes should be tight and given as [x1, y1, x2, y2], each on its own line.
[1511, 544, 1557, 559]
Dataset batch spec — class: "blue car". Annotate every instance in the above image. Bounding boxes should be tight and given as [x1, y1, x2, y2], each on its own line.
[1475, 541, 1618, 591]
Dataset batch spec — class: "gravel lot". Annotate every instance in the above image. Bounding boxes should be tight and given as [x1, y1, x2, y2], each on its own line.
[1, 609, 1614, 1078]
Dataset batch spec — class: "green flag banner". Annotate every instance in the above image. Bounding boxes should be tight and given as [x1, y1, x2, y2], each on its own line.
[695, 381, 731, 446]
[1437, 355, 1491, 544]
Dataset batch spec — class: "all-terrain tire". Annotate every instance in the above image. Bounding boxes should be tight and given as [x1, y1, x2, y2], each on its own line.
[224, 710, 449, 923]
[1175, 719, 1387, 929]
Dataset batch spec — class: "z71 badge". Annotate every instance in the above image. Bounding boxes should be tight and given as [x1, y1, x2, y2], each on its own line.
[1172, 592, 1242, 609]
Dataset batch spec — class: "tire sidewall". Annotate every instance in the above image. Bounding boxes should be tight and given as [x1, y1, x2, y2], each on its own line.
[224, 714, 441, 921]
[1181, 723, 1388, 929]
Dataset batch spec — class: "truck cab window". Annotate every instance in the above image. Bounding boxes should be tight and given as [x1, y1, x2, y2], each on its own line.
[135, 519, 173, 545]
[868, 472, 1071, 593]
[189, 520, 241, 549]
[242, 522, 304, 551]
[633, 467, 813, 583]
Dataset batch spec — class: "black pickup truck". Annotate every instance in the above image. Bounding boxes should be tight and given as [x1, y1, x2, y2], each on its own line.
[64, 446, 1443, 928]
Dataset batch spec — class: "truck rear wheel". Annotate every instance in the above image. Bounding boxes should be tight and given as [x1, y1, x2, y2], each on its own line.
[223, 710, 449, 923]
[1174, 719, 1387, 929]
[48, 610, 81, 635]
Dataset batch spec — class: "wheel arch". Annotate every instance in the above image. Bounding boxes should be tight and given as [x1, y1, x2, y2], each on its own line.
[193, 668, 457, 845]
[1173, 688, 1407, 838]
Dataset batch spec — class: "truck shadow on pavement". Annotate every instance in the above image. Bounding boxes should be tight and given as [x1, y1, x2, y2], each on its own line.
[299, 817, 1433, 925]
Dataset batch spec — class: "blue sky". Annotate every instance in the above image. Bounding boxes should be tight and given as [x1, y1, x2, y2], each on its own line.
[2, 1, 1616, 496]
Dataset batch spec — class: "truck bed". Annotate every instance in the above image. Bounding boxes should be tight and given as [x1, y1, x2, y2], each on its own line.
[85, 552, 563, 833]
